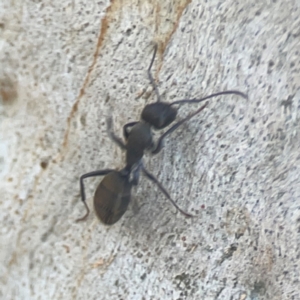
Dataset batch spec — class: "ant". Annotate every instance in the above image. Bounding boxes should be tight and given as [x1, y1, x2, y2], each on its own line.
[76, 44, 248, 225]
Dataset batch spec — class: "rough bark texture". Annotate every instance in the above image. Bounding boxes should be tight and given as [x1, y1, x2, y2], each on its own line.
[1, 1, 299, 299]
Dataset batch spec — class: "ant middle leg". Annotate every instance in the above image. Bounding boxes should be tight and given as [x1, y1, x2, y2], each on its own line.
[106, 117, 126, 150]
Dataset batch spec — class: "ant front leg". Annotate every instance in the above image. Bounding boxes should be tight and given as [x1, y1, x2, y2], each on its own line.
[123, 122, 138, 141]
[151, 102, 208, 154]
[106, 117, 126, 150]
[76, 169, 114, 222]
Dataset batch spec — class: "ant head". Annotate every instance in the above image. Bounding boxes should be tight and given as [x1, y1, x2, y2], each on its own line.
[141, 102, 177, 129]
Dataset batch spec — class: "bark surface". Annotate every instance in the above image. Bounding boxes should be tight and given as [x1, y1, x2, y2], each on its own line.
[1, 1, 299, 299]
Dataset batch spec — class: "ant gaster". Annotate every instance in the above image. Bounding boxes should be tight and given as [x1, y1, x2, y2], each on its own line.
[77, 44, 248, 225]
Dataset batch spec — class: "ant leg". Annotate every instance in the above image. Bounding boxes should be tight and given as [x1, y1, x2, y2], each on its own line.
[76, 169, 114, 222]
[170, 90, 248, 106]
[152, 102, 209, 154]
[123, 122, 138, 140]
[148, 43, 162, 102]
[107, 117, 126, 150]
[142, 166, 193, 218]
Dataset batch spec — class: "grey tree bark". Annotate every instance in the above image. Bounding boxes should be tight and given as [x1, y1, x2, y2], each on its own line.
[1, 0, 299, 299]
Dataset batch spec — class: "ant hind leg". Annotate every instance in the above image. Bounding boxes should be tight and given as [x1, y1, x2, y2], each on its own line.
[76, 169, 114, 222]
[142, 166, 193, 218]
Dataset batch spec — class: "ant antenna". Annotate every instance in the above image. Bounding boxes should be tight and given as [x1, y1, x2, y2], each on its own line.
[170, 90, 248, 106]
[148, 43, 162, 102]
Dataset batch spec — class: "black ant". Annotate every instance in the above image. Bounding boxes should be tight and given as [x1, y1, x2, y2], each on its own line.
[76, 44, 247, 225]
